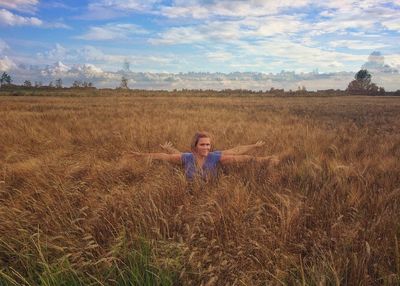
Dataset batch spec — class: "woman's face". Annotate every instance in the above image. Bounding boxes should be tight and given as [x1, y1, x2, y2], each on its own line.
[195, 137, 211, 157]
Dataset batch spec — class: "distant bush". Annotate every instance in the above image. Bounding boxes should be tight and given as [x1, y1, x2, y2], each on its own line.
[346, 69, 386, 95]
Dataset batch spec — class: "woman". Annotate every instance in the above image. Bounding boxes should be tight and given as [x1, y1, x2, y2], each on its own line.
[128, 131, 279, 181]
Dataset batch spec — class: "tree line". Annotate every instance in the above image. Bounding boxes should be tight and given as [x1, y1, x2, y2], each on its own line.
[1, 70, 399, 96]
[0, 73, 95, 90]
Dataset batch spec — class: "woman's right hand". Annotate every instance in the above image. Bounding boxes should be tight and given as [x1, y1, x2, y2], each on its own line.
[254, 140, 266, 148]
[160, 141, 173, 150]
[123, 151, 142, 158]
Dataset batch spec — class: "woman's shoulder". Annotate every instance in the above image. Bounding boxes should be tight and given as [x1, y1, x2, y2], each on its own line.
[208, 151, 222, 160]
[181, 152, 194, 162]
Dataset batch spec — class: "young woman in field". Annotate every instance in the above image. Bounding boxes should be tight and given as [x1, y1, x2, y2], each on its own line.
[127, 131, 279, 181]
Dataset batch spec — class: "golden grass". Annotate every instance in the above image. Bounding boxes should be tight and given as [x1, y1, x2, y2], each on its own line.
[0, 93, 400, 285]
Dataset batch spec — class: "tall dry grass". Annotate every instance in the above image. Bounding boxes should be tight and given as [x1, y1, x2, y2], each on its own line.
[0, 94, 400, 285]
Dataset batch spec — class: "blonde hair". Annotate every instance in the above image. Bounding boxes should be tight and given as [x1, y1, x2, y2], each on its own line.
[190, 131, 212, 151]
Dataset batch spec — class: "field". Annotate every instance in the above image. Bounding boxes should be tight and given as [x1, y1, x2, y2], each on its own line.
[1, 93, 400, 285]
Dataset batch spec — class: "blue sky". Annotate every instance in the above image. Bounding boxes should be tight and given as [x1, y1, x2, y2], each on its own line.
[0, 0, 400, 89]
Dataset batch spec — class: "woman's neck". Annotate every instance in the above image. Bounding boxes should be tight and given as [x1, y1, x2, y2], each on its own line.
[194, 153, 206, 167]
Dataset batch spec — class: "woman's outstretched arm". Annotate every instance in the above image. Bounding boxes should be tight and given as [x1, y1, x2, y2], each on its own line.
[221, 140, 266, 155]
[126, 151, 182, 164]
[220, 154, 279, 166]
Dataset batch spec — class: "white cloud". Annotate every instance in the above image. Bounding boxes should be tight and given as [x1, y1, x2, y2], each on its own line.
[386, 54, 400, 70]
[150, 26, 207, 45]
[83, 0, 161, 19]
[82, 0, 398, 24]
[317, 0, 357, 12]
[78, 63, 103, 75]
[0, 8, 42, 26]
[161, 6, 209, 19]
[150, 19, 381, 73]
[0, 55, 16, 70]
[89, 0, 161, 11]
[38, 61, 105, 78]
[317, 0, 394, 13]
[206, 50, 233, 62]
[45, 22, 70, 29]
[310, 17, 376, 35]
[0, 38, 9, 52]
[37, 43, 69, 61]
[329, 40, 387, 50]
[239, 16, 305, 37]
[34, 44, 177, 73]
[232, 38, 368, 73]
[37, 44, 119, 65]
[309, 1, 400, 36]
[161, 0, 310, 19]
[77, 23, 148, 41]
[382, 18, 400, 31]
[150, 16, 305, 45]
[0, 0, 38, 14]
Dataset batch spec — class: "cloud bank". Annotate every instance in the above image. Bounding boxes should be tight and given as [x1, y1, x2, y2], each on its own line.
[3, 53, 399, 91]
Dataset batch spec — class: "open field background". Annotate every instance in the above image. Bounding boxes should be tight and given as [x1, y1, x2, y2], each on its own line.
[1, 94, 400, 285]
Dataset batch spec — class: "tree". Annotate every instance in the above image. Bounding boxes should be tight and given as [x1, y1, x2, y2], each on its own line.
[82, 81, 93, 88]
[119, 76, 129, 89]
[123, 59, 130, 73]
[23, 80, 32, 87]
[296, 85, 307, 94]
[355, 69, 371, 89]
[72, 80, 82, 88]
[55, 78, 62, 88]
[0, 72, 12, 87]
[346, 69, 383, 95]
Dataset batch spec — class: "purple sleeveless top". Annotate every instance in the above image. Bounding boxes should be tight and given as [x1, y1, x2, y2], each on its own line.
[181, 151, 222, 180]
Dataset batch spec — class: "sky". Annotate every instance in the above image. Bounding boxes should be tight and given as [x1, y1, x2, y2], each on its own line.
[0, 0, 400, 90]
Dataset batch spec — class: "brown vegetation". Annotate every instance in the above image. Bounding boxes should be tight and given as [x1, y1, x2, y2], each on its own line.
[0, 93, 400, 285]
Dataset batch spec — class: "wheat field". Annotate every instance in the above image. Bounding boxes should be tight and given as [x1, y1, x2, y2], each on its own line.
[0, 93, 400, 285]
